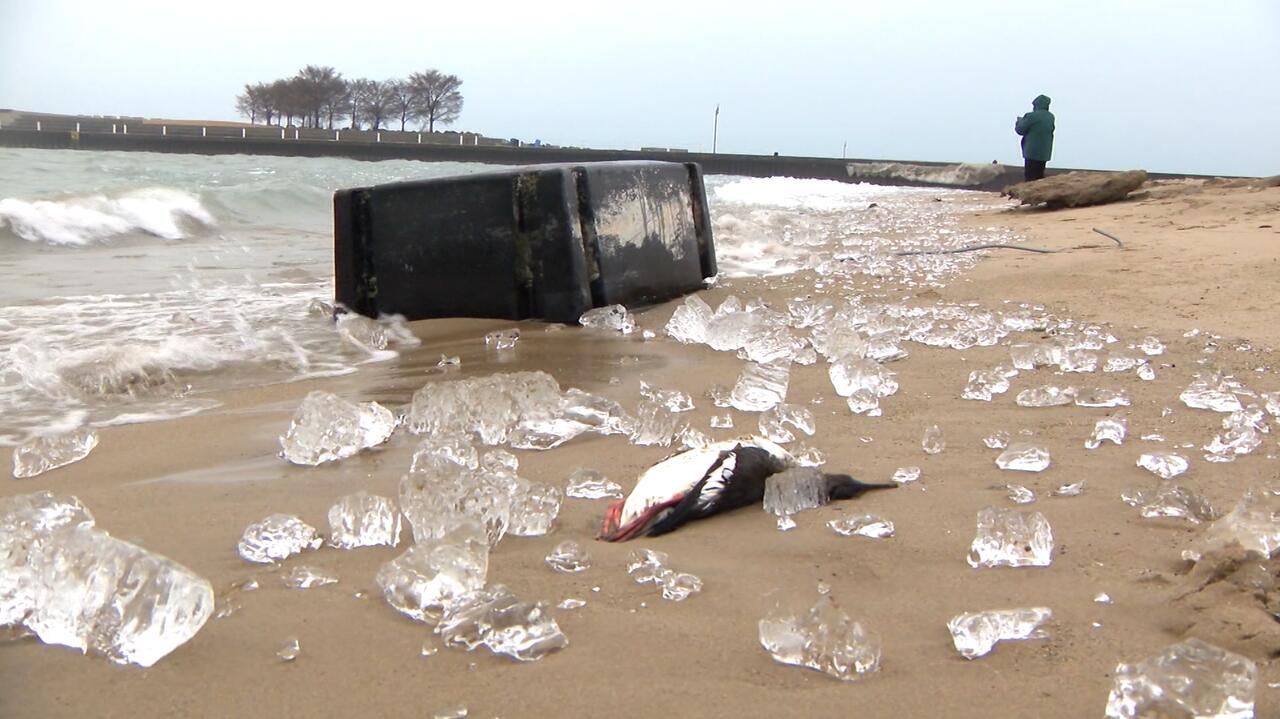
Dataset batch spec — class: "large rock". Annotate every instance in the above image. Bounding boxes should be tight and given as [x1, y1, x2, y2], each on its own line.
[1004, 170, 1148, 209]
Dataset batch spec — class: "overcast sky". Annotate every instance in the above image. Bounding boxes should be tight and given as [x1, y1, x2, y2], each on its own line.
[2, 1, 1276, 176]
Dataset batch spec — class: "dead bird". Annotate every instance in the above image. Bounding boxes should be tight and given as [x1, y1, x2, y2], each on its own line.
[598, 436, 895, 541]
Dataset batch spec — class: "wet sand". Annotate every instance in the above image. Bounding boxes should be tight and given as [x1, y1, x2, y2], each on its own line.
[3, 180, 1279, 718]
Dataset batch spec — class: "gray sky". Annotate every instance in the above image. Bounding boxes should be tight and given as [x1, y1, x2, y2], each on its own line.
[2, 0, 1277, 176]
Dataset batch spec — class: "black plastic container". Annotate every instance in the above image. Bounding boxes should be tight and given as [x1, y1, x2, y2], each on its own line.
[334, 161, 715, 324]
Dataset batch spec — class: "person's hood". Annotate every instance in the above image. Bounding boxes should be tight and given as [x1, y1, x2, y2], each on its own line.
[1033, 95, 1051, 110]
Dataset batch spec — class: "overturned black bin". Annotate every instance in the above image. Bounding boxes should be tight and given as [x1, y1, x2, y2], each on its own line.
[334, 161, 716, 324]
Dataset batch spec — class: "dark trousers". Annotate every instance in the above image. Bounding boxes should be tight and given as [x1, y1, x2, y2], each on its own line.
[1024, 159, 1047, 182]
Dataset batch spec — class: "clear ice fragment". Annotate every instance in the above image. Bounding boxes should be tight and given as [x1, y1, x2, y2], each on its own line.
[1180, 375, 1244, 413]
[828, 514, 895, 538]
[759, 592, 881, 681]
[327, 492, 401, 549]
[545, 540, 591, 573]
[792, 444, 825, 467]
[829, 356, 897, 398]
[506, 480, 561, 537]
[1016, 385, 1076, 407]
[625, 549, 669, 585]
[435, 584, 568, 661]
[276, 636, 300, 662]
[845, 388, 881, 416]
[628, 399, 686, 447]
[1006, 484, 1037, 504]
[578, 304, 635, 334]
[947, 607, 1051, 659]
[659, 571, 702, 601]
[1094, 593, 1112, 604]
[565, 468, 623, 500]
[996, 443, 1050, 472]
[1137, 452, 1189, 480]
[757, 403, 816, 444]
[664, 295, 714, 344]
[12, 429, 99, 479]
[278, 391, 396, 466]
[282, 565, 338, 589]
[26, 524, 215, 667]
[1185, 481, 1280, 561]
[892, 466, 921, 484]
[729, 360, 791, 412]
[1104, 639, 1255, 719]
[967, 507, 1053, 568]
[0, 492, 95, 628]
[375, 520, 489, 621]
[237, 514, 323, 564]
[484, 328, 520, 350]
[1122, 484, 1217, 524]
[1137, 363, 1156, 381]
[1086, 416, 1127, 449]
[763, 468, 828, 517]
[639, 381, 694, 413]
[1052, 481, 1086, 497]
[1137, 336, 1166, 356]
[709, 413, 734, 429]
[921, 424, 945, 454]
[983, 430, 1010, 449]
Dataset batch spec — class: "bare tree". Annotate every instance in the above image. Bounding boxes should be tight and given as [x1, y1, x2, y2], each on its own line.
[294, 65, 346, 128]
[235, 83, 263, 124]
[387, 80, 419, 132]
[349, 78, 396, 130]
[408, 70, 463, 132]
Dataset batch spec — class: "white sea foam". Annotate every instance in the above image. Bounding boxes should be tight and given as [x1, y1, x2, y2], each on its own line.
[0, 188, 215, 246]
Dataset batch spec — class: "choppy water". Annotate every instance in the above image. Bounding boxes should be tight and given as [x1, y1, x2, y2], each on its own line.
[0, 147, 1008, 444]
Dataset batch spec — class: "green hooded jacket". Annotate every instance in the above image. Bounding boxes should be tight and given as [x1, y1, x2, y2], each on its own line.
[1015, 95, 1055, 162]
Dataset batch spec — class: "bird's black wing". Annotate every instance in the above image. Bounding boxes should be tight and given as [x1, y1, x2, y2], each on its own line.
[644, 445, 784, 537]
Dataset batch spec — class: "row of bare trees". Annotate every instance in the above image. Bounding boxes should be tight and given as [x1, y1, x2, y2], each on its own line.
[234, 65, 464, 132]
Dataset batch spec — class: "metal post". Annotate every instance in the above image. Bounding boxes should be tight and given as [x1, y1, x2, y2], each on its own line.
[36, 121, 42, 132]
[474, 135, 478, 146]
[76, 122, 80, 132]
[112, 123, 116, 134]
[241, 128, 246, 138]
[123, 124, 128, 134]
[294, 129, 299, 140]
[376, 132, 381, 143]
[335, 130, 340, 141]
[202, 127, 207, 137]
[712, 104, 719, 154]
[281, 128, 285, 140]
[163, 126, 167, 136]
[417, 133, 421, 144]
[459, 134, 463, 145]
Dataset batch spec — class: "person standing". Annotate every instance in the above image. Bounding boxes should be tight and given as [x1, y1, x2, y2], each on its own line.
[1015, 95, 1055, 181]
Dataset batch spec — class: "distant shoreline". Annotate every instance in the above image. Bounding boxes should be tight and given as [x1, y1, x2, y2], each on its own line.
[0, 111, 1229, 190]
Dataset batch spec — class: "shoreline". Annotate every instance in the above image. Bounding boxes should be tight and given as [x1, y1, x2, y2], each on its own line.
[4, 182, 1279, 718]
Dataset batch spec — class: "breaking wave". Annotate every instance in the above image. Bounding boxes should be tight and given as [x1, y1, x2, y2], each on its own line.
[0, 187, 216, 246]
[845, 161, 1009, 187]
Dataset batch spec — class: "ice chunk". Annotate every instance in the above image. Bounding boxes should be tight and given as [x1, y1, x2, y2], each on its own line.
[1086, 416, 1127, 449]
[435, 584, 568, 661]
[658, 571, 703, 601]
[1005, 484, 1037, 504]
[757, 403, 816, 444]
[995, 443, 1050, 472]
[1122, 484, 1217, 524]
[376, 520, 489, 622]
[961, 369, 1011, 402]
[558, 598, 586, 610]
[276, 636, 301, 662]
[759, 592, 881, 681]
[983, 430, 1010, 449]
[628, 399, 686, 447]
[281, 565, 338, 589]
[763, 468, 828, 517]
[1104, 639, 1255, 719]
[845, 388, 881, 416]
[12, 429, 99, 479]
[545, 540, 591, 573]
[1075, 388, 1130, 408]
[278, 391, 396, 465]
[967, 507, 1053, 568]
[828, 514, 895, 538]
[1015, 385, 1076, 408]
[892, 466, 921, 485]
[0, 492, 96, 628]
[787, 297, 834, 329]
[1009, 342, 1060, 370]
[484, 328, 520, 350]
[327, 492, 401, 549]
[709, 413, 733, 429]
[506, 480, 561, 537]
[1137, 452, 1189, 480]
[1137, 363, 1156, 381]
[1180, 374, 1244, 413]
[947, 607, 1052, 659]
[1184, 481, 1280, 561]
[625, 549, 669, 585]
[829, 356, 897, 398]
[1053, 481, 1086, 497]
[410, 434, 479, 474]
[1058, 348, 1099, 373]
[480, 449, 519, 474]
[1137, 336, 1166, 356]
[26, 525, 214, 667]
[565, 468, 623, 500]
[639, 381, 694, 412]
[237, 514, 323, 564]
[578, 304, 635, 334]
[921, 424, 945, 454]
[665, 295, 714, 344]
[729, 360, 791, 412]
[792, 444, 825, 467]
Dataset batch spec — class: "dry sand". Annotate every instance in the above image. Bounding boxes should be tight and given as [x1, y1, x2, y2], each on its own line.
[3, 180, 1279, 718]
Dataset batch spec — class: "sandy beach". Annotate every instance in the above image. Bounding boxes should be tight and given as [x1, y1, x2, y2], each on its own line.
[3, 178, 1279, 718]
